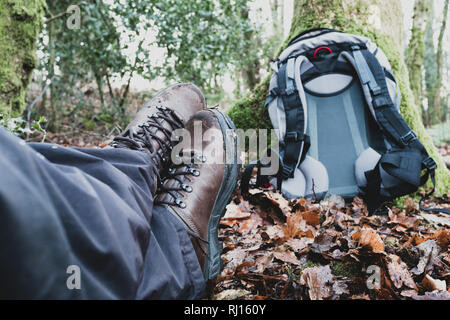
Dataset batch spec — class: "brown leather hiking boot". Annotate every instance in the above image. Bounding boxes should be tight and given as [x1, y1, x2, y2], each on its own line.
[110, 83, 206, 191]
[155, 109, 239, 280]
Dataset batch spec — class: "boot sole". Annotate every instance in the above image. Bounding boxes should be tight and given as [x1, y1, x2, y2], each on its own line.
[203, 108, 239, 280]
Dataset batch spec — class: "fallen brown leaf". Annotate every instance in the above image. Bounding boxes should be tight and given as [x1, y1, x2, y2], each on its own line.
[300, 265, 334, 300]
[411, 240, 441, 275]
[422, 274, 447, 292]
[412, 291, 450, 300]
[302, 211, 320, 226]
[273, 250, 300, 266]
[214, 289, 251, 300]
[352, 227, 385, 253]
[429, 229, 450, 249]
[386, 254, 418, 291]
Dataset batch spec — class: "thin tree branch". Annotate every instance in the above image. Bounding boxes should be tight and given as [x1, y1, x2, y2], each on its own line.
[26, 75, 56, 125]
[45, 1, 85, 24]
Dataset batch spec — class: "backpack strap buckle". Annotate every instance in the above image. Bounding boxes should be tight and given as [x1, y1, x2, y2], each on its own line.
[281, 165, 294, 179]
[400, 130, 417, 146]
[422, 157, 437, 171]
[285, 131, 304, 142]
[284, 87, 296, 96]
[270, 87, 280, 96]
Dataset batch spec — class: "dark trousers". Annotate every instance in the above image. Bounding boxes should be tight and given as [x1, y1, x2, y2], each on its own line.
[0, 128, 205, 299]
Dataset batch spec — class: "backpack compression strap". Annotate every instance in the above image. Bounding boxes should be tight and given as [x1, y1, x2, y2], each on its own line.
[277, 57, 310, 179]
[347, 46, 448, 214]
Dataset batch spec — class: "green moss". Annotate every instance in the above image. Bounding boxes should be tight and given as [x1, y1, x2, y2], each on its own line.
[0, 0, 46, 118]
[227, 76, 272, 131]
[331, 260, 362, 278]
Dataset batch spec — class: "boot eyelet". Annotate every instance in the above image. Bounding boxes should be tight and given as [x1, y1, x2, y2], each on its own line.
[175, 199, 186, 208]
[196, 155, 207, 163]
[188, 168, 200, 176]
[168, 168, 176, 174]
[181, 184, 193, 193]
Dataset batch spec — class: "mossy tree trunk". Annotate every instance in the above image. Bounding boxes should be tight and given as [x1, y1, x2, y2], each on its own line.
[424, 0, 436, 127]
[431, 0, 449, 123]
[0, 0, 45, 118]
[228, 0, 449, 194]
[406, 0, 430, 115]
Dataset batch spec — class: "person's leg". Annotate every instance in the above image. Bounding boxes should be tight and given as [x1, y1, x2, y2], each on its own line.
[0, 83, 208, 299]
[136, 205, 206, 299]
[0, 128, 153, 299]
[30, 138, 206, 299]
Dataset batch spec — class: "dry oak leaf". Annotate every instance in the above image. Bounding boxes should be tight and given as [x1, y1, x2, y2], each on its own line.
[389, 211, 419, 229]
[286, 237, 313, 252]
[300, 265, 334, 300]
[214, 289, 251, 300]
[404, 234, 427, 247]
[273, 250, 301, 266]
[403, 197, 418, 213]
[223, 203, 251, 220]
[421, 274, 447, 292]
[253, 253, 274, 273]
[412, 291, 450, 300]
[283, 212, 309, 239]
[301, 211, 320, 227]
[428, 229, 450, 250]
[386, 254, 418, 291]
[420, 213, 450, 228]
[411, 240, 441, 275]
[352, 227, 385, 253]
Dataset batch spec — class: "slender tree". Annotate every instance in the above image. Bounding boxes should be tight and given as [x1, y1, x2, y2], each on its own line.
[406, 0, 431, 114]
[431, 0, 449, 123]
[424, 0, 437, 126]
[228, 0, 450, 194]
[0, 0, 45, 117]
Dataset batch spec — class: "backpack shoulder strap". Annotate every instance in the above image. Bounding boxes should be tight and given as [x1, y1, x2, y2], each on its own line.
[345, 46, 444, 212]
[277, 56, 310, 179]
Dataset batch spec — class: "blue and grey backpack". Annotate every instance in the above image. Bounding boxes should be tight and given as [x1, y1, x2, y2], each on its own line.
[241, 28, 444, 214]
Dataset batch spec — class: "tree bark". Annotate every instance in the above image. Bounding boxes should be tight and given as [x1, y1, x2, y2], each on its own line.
[406, 0, 430, 114]
[431, 0, 449, 124]
[240, 5, 262, 91]
[0, 0, 45, 117]
[423, 0, 436, 127]
[228, 0, 449, 194]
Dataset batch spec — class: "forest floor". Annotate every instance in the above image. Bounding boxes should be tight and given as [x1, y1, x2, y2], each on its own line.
[211, 145, 450, 300]
[39, 128, 450, 300]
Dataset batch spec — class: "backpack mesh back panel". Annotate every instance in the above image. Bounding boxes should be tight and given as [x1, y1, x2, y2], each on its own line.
[305, 75, 370, 198]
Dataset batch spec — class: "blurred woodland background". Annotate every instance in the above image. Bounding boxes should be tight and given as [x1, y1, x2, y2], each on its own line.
[0, 0, 448, 149]
[1, 1, 449, 300]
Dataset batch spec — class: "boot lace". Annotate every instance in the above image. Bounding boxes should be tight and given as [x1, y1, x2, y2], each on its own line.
[156, 151, 209, 247]
[155, 151, 206, 209]
[110, 106, 183, 178]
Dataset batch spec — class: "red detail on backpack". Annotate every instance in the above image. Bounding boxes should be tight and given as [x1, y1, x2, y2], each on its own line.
[313, 46, 333, 58]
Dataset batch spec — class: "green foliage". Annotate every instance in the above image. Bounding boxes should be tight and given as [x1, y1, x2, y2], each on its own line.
[0, 114, 47, 140]
[32, 0, 260, 133]
[150, 0, 257, 89]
